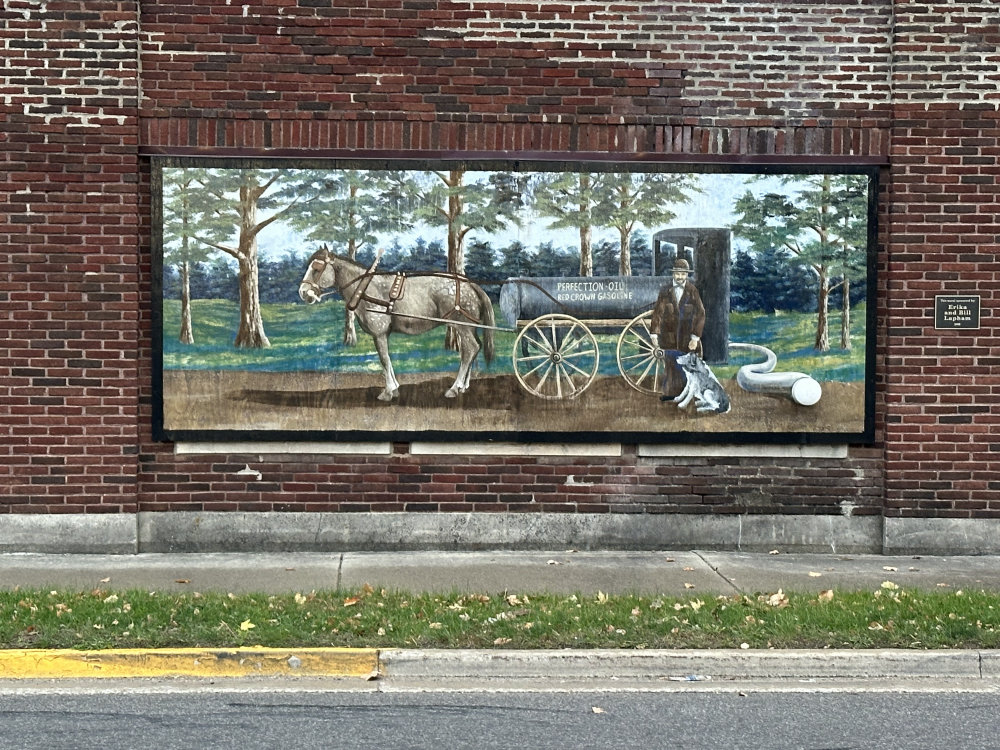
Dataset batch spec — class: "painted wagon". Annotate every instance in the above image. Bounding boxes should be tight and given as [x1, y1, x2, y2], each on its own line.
[498, 275, 673, 400]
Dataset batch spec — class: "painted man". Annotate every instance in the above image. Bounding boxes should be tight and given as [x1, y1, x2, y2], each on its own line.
[649, 258, 706, 400]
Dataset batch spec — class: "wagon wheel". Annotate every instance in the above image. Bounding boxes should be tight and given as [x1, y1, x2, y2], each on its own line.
[512, 314, 600, 400]
[616, 311, 666, 396]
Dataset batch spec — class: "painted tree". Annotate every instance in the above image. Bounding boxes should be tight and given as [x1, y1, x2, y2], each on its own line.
[412, 168, 526, 277]
[286, 169, 408, 345]
[829, 174, 870, 350]
[733, 174, 862, 352]
[592, 172, 699, 276]
[181, 167, 324, 349]
[408, 168, 525, 348]
[161, 169, 212, 344]
[532, 172, 599, 276]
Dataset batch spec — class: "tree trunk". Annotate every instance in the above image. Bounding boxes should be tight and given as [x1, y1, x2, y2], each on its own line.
[179, 260, 194, 344]
[579, 174, 593, 277]
[840, 276, 852, 351]
[234, 252, 270, 348]
[233, 181, 270, 349]
[618, 226, 631, 276]
[814, 271, 830, 352]
[579, 224, 593, 276]
[444, 173, 465, 352]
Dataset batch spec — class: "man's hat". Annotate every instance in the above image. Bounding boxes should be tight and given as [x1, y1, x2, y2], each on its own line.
[671, 258, 694, 274]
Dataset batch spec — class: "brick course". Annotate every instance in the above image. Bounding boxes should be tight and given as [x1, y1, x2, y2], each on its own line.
[2, 1, 995, 535]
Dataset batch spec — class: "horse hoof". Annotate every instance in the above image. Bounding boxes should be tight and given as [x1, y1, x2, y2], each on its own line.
[444, 389, 457, 398]
[377, 391, 397, 402]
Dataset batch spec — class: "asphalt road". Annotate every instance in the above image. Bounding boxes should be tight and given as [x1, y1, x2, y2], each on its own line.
[1, 682, 998, 750]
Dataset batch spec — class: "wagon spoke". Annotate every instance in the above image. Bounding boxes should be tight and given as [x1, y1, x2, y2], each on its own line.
[616, 311, 663, 396]
[521, 331, 556, 355]
[515, 353, 555, 365]
[521, 357, 552, 379]
[620, 351, 654, 363]
[561, 357, 595, 379]
[627, 357, 658, 389]
[534, 361, 554, 393]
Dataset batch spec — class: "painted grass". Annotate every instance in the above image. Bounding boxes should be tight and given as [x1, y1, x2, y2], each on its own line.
[3, 585, 997, 651]
[162, 299, 867, 382]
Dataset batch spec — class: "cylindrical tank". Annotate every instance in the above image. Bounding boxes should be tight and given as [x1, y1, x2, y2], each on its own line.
[499, 276, 665, 328]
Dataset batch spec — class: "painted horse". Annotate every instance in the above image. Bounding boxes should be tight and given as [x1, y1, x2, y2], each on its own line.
[298, 245, 496, 401]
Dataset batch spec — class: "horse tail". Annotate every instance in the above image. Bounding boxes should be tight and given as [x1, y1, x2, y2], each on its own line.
[475, 284, 496, 365]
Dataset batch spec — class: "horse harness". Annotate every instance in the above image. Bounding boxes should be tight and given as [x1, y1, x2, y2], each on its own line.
[314, 250, 483, 327]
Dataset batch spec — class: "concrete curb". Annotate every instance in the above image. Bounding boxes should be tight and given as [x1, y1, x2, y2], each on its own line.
[378, 648, 999, 681]
[2, 647, 997, 681]
[0, 648, 378, 679]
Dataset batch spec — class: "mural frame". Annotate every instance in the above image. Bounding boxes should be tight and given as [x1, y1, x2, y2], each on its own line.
[151, 153, 879, 445]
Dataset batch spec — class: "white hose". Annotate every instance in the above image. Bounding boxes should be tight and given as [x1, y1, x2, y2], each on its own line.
[730, 342, 822, 406]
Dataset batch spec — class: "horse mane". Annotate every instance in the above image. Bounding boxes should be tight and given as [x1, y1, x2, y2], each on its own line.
[308, 244, 363, 270]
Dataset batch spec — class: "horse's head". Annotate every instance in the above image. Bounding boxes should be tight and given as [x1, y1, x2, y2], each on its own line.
[298, 245, 337, 304]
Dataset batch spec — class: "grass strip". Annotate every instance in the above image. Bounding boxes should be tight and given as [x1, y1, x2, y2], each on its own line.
[2, 585, 999, 651]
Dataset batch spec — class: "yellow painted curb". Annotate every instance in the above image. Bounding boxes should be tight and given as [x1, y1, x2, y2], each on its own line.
[0, 647, 379, 679]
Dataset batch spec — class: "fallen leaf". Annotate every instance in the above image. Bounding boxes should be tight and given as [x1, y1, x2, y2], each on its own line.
[766, 589, 789, 607]
[239, 620, 255, 631]
[818, 590, 834, 602]
[294, 593, 308, 605]
[99, 577, 111, 584]
[175, 579, 190, 584]
[684, 583, 695, 589]
[665, 557, 675, 563]
[428, 622, 443, 629]
[343, 597, 360, 607]
[883, 566, 898, 572]
[506, 594, 523, 606]
[768, 550, 780, 555]
[880, 581, 899, 591]
[546, 560, 560, 565]
[808, 572, 822, 578]
[596, 591, 609, 604]
[683, 566, 695, 572]
[493, 637, 512, 646]
[592, 707, 606, 714]
[740, 642, 750, 649]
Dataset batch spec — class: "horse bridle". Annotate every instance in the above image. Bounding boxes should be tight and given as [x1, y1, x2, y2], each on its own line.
[301, 253, 343, 302]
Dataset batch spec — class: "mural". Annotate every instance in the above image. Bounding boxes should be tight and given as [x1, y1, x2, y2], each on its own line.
[152, 157, 877, 443]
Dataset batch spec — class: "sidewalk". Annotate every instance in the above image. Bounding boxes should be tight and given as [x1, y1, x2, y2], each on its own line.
[1, 550, 998, 685]
[2, 549, 999, 595]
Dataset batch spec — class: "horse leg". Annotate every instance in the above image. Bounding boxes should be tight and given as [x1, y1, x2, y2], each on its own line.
[373, 334, 399, 401]
[445, 328, 480, 398]
[343, 310, 358, 347]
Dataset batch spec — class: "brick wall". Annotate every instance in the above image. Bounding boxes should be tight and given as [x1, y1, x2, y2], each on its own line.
[9, 0, 995, 540]
[132, 0, 889, 522]
[884, 2, 1000, 519]
[1, 1, 141, 514]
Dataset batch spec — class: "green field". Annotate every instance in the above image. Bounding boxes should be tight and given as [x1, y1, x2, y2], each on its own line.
[161, 299, 867, 382]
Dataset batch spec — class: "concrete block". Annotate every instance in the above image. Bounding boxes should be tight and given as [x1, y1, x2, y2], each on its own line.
[0, 514, 136, 554]
[884, 518, 1000, 555]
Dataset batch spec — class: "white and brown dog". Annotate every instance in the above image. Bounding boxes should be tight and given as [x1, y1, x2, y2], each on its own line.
[673, 352, 731, 414]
